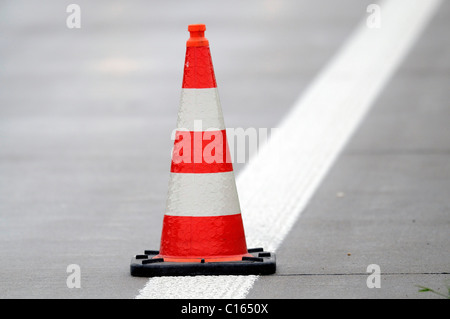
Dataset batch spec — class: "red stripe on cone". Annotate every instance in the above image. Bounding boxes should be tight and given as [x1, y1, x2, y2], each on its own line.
[158, 214, 249, 261]
[182, 46, 217, 89]
[171, 130, 233, 173]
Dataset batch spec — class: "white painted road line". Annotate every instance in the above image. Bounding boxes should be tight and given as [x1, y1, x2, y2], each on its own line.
[136, 0, 442, 299]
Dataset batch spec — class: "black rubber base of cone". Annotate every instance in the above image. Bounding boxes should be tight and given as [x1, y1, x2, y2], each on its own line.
[130, 248, 276, 277]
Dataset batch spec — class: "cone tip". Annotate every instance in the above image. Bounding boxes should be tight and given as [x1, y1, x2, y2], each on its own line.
[188, 24, 206, 32]
[187, 24, 209, 47]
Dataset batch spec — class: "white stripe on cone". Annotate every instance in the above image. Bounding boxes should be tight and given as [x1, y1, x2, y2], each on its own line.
[177, 88, 225, 131]
[165, 171, 241, 217]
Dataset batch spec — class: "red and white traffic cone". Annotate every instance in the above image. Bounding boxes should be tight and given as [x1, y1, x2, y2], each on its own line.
[131, 24, 275, 276]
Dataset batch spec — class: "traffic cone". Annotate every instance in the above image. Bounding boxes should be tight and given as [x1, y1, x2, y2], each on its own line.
[130, 24, 276, 277]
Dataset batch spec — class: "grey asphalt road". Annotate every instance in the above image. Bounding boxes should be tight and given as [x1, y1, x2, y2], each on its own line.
[1, 0, 448, 299]
[248, 1, 450, 299]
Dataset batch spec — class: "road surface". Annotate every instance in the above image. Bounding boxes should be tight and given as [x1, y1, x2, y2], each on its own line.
[0, 0, 448, 299]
